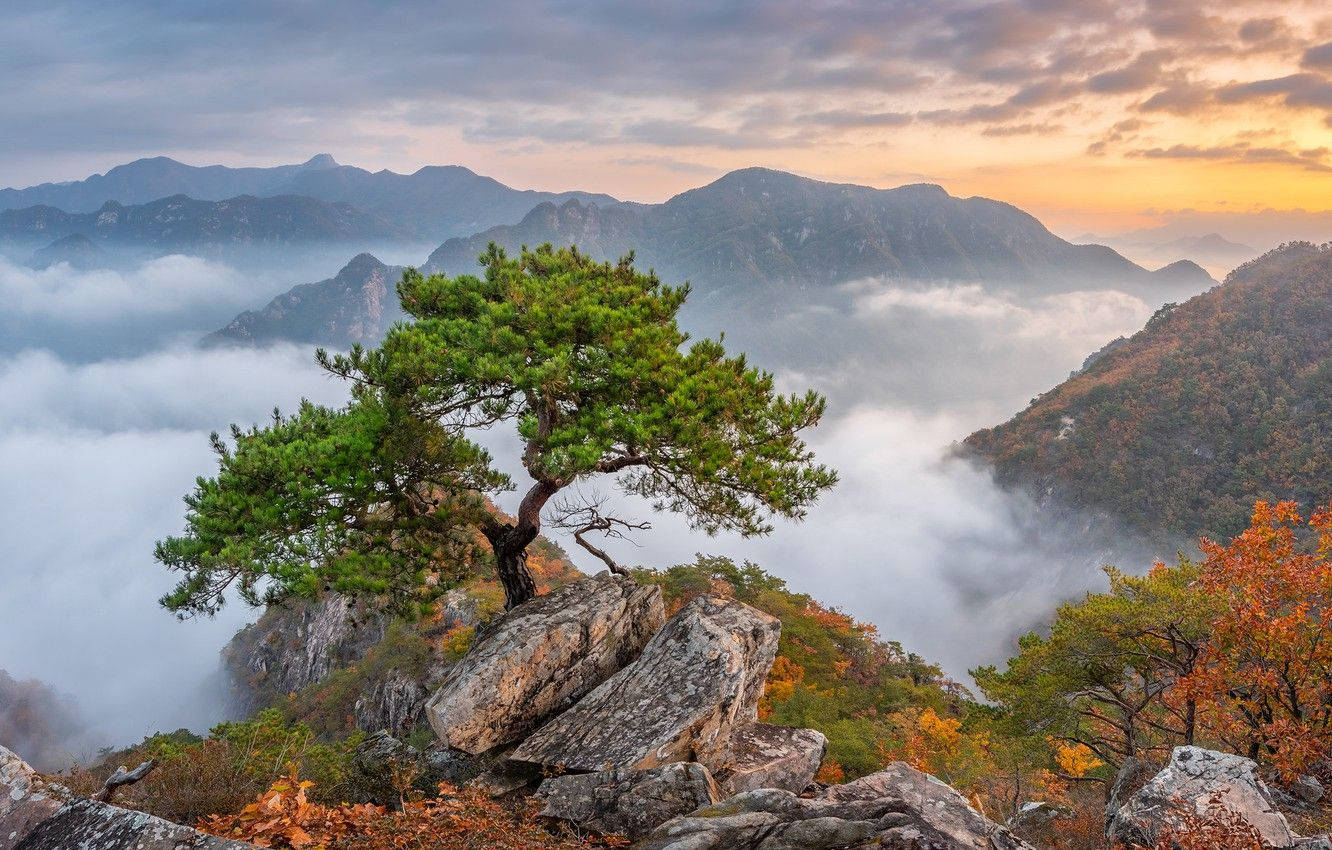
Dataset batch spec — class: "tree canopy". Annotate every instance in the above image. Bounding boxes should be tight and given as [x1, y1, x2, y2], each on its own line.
[976, 500, 1332, 780]
[158, 243, 836, 614]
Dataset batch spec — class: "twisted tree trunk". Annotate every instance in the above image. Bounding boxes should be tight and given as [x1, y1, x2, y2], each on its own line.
[484, 479, 559, 609]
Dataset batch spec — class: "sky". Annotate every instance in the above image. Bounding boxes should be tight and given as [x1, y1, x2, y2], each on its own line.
[5, 0, 1332, 234]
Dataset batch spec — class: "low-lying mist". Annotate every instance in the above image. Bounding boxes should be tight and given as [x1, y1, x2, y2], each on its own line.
[0, 344, 349, 763]
[0, 268, 1193, 768]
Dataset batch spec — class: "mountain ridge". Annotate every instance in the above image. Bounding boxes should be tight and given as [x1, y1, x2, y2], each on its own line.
[0, 155, 619, 241]
[0, 193, 409, 251]
[208, 167, 1216, 349]
[964, 241, 1332, 541]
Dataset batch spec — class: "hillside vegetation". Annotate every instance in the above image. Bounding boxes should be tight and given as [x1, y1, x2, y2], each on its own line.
[966, 241, 1332, 541]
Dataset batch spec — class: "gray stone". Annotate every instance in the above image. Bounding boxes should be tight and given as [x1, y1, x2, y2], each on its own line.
[224, 593, 388, 712]
[513, 595, 781, 773]
[537, 762, 722, 839]
[717, 723, 827, 795]
[426, 573, 665, 754]
[0, 744, 253, 850]
[1104, 755, 1160, 834]
[1107, 746, 1296, 848]
[635, 761, 1033, 850]
[1292, 774, 1325, 805]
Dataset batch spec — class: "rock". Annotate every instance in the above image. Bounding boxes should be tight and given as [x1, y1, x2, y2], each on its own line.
[1104, 755, 1160, 834]
[224, 593, 388, 712]
[354, 730, 518, 803]
[537, 762, 722, 840]
[426, 573, 664, 754]
[1107, 746, 1296, 848]
[0, 744, 253, 849]
[1291, 774, 1325, 805]
[513, 595, 781, 774]
[635, 762, 1032, 850]
[1007, 801, 1073, 847]
[353, 669, 428, 739]
[467, 756, 546, 797]
[716, 723, 826, 796]
[823, 763, 1033, 848]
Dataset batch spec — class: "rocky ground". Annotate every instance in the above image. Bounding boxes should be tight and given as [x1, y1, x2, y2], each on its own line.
[8, 570, 1331, 849]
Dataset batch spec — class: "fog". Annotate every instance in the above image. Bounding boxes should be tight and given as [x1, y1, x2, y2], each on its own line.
[0, 344, 349, 761]
[0, 257, 1192, 766]
[0, 244, 430, 360]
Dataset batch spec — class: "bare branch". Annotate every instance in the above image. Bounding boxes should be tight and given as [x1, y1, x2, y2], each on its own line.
[92, 759, 157, 803]
[549, 491, 649, 576]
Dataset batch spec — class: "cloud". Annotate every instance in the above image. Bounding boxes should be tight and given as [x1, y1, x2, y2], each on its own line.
[1131, 141, 1332, 172]
[4, 0, 1332, 190]
[534, 404, 1168, 681]
[1216, 72, 1332, 108]
[1301, 41, 1332, 69]
[0, 343, 348, 756]
[0, 254, 249, 320]
[1087, 49, 1175, 94]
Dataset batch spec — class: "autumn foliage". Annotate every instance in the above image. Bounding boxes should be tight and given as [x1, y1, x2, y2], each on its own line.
[1179, 501, 1332, 778]
[198, 767, 624, 850]
[981, 500, 1332, 791]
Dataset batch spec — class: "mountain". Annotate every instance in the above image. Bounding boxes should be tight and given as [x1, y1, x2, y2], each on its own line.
[0, 194, 408, 251]
[1084, 230, 1260, 280]
[0, 155, 618, 241]
[25, 233, 108, 270]
[423, 168, 1213, 297]
[209, 168, 1216, 348]
[204, 252, 405, 347]
[0, 155, 339, 213]
[277, 163, 619, 241]
[964, 241, 1332, 542]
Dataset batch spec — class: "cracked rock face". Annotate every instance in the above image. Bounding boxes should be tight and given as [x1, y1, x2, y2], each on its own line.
[426, 573, 665, 754]
[718, 723, 827, 796]
[537, 762, 722, 840]
[1107, 746, 1297, 848]
[0, 744, 252, 850]
[512, 595, 781, 774]
[635, 762, 1032, 850]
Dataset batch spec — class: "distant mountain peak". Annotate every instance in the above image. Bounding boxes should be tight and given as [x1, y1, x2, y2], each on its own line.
[301, 154, 339, 169]
[343, 252, 387, 272]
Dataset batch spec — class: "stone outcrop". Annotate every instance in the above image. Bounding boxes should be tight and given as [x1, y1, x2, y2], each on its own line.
[512, 595, 780, 773]
[0, 744, 252, 849]
[1107, 746, 1296, 848]
[353, 669, 428, 739]
[427, 573, 665, 754]
[1103, 755, 1160, 834]
[224, 593, 388, 712]
[537, 762, 722, 840]
[717, 723, 827, 796]
[635, 761, 1032, 850]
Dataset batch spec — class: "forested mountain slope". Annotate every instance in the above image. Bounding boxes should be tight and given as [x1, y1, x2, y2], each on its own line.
[965, 241, 1332, 541]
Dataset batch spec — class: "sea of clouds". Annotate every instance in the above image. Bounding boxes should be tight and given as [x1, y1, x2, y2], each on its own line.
[0, 256, 1190, 766]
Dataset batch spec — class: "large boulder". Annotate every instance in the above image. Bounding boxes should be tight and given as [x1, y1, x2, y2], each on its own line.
[1107, 746, 1296, 848]
[717, 723, 827, 796]
[635, 761, 1032, 850]
[426, 573, 664, 754]
[537, 762, 722, 840]
[0, 744, 252, 849]
[1103, 755, 1160, 834]
[512, 595, 781, 773]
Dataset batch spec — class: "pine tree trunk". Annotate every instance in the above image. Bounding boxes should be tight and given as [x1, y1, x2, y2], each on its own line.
[491, 526, 538, 609]
[485, 479, 559, 609]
